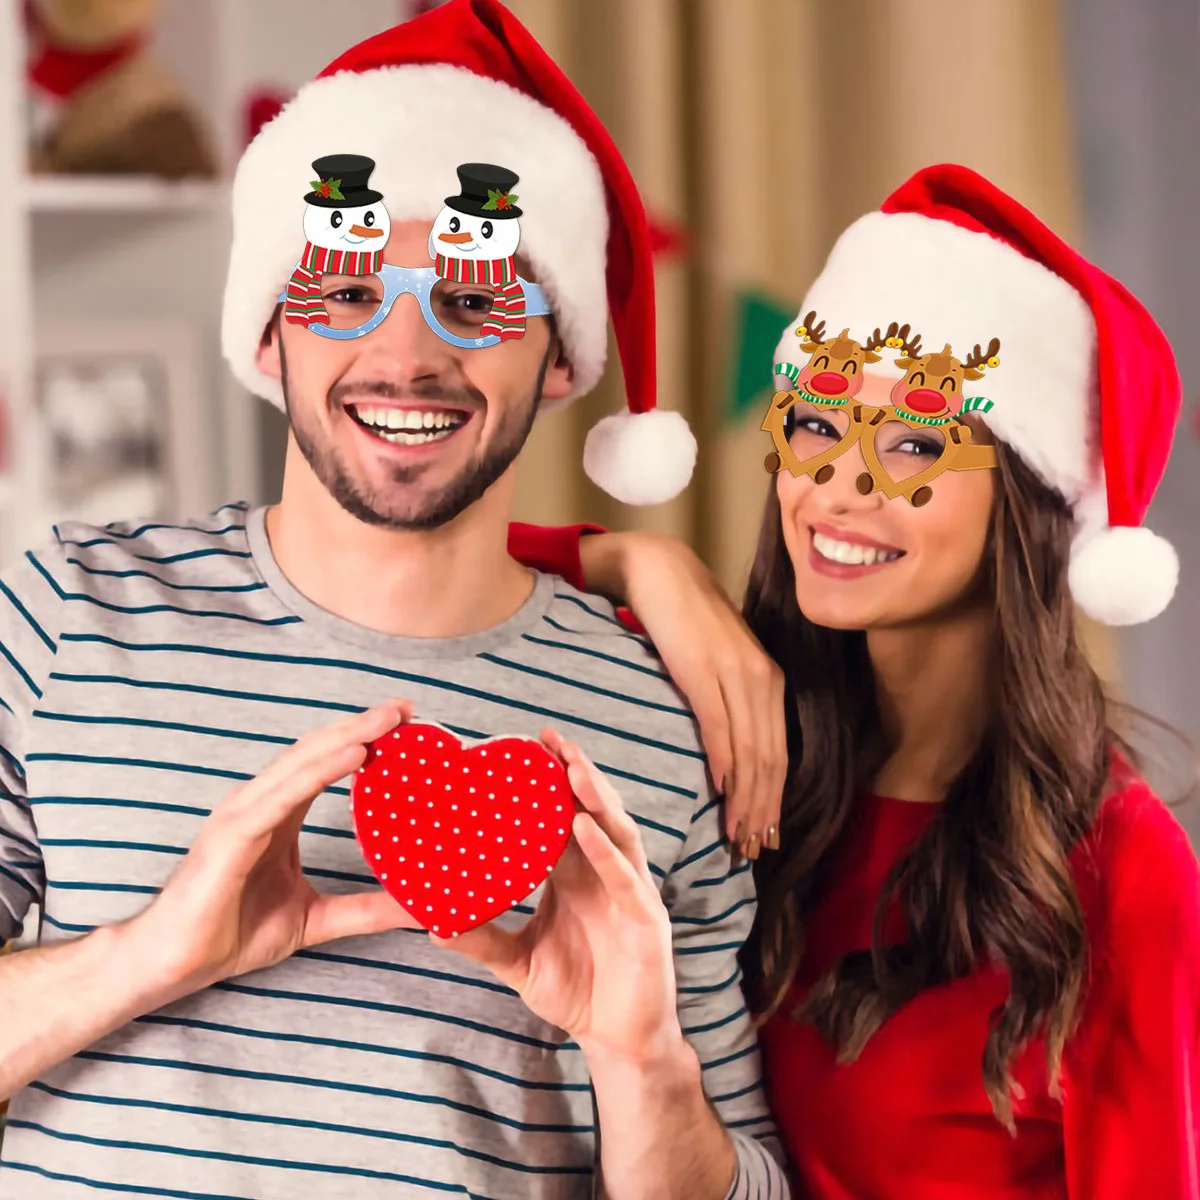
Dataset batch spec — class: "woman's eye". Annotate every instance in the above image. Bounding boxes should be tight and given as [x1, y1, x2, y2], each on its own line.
[326, 287, 374, 304]
[798, 418, 838, 439]
[481, 220, 493, 239]
[449, 216, 460, 233]
[331, 211, 343, 228]
[898, 437, 941, 456]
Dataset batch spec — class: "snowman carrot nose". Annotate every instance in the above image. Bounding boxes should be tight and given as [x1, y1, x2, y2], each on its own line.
[349, 224, 385, 238]
[439, 231, 474, 244]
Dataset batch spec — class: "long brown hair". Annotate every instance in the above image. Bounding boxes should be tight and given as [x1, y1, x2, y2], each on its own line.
[741, 441, 1121, 1130]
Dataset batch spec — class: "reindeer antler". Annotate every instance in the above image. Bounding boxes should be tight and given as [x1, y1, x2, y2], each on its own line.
[894, 323, 922, 357]
[796, 310, 827, 343]
[962, 336, 1001, 371]
[866, 324, 890, 352]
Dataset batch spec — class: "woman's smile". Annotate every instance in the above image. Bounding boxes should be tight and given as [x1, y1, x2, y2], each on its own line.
[809, 523, 906, 577]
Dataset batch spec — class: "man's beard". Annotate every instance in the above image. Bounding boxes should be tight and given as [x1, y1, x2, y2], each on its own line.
[281, 339, 550, 532]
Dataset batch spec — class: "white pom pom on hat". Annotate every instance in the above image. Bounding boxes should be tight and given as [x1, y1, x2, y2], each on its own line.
[1069, 526, 1179, 626]
[221, 0, 695, 505]
[772, 163, 1183, 625]
[583, 409, 698, 506]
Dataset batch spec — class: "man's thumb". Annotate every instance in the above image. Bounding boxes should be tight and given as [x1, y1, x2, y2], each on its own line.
[304, 890, 420, 946]
[430, 921, 529, 992]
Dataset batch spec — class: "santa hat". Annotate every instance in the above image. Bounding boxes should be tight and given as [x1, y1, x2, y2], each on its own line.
[221, 0, 695, 506]
[773, 163, 1181, 626]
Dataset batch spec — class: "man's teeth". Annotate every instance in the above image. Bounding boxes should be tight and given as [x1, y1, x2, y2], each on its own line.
[812, 531, 901, 566]
[350, 406, 466, 444]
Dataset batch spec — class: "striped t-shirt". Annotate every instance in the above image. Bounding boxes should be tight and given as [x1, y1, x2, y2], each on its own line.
[0, 505, 789, 1200]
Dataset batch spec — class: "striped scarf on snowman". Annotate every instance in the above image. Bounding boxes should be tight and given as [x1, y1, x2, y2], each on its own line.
[284, 242, 384, 326]
[434, 253, 526, 340]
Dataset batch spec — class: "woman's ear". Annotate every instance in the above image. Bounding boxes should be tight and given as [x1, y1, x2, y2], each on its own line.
[256, 308, 283, 380]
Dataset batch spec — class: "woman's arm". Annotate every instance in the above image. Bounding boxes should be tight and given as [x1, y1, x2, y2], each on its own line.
[506, 524, 787, 859]
[507, 522, 604, 593]
[1064, 787, 1200, 1197]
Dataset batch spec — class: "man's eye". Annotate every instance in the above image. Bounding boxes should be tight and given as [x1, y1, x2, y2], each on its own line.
[445, 291, 492, 311]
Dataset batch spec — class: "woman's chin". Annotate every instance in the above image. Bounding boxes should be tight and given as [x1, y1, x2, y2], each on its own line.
[794, 589, 875, 631]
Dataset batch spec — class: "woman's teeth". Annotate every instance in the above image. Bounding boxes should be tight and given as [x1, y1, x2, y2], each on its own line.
[350, 405, 466, 445]
[812, 531, 902, 566]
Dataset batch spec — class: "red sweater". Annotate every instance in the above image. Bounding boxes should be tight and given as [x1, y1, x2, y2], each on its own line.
[760, 781, 1200, 1199]
[505, 523, 1200, 1196]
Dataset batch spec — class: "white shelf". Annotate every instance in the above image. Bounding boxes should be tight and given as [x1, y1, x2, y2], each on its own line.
[25, 175, 228, 214]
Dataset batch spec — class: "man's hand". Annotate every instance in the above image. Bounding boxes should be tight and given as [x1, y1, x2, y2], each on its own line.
[435, 730, 742, 1199]
[130, 700, 420, 994]
[581, 530, 787, 859]
[431, 729, 681, 1061]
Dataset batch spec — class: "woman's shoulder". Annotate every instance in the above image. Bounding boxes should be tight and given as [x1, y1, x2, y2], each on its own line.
[1077, 766, 1200, 947]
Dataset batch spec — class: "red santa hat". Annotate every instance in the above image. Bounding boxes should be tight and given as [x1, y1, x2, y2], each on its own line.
[221, 0, 696, 506]
[773, 163, 1181, 626]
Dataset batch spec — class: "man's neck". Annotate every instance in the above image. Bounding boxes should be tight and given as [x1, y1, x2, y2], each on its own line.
[867, 601, 994, 804]
[265, 460, 533, 640]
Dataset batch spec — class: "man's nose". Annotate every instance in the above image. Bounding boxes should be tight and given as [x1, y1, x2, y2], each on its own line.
[368, 293, 457, 370]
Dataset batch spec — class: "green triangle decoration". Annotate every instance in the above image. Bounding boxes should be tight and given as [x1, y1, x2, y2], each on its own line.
[726, 289, 796, 425]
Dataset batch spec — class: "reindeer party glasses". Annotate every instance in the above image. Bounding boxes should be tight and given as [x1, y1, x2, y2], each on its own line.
[762, 314, 1001, 507]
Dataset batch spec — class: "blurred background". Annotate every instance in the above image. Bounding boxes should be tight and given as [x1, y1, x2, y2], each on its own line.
[0, 0, 1197, 828]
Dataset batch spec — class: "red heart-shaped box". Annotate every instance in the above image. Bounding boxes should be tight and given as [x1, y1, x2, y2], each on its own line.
[351, 721, 574, 937]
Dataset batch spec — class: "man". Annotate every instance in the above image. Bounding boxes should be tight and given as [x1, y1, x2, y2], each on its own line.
[0, 2, 789, 1198]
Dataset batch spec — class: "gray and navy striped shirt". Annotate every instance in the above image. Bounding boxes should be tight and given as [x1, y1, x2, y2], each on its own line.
[0, 504, 789, 1199]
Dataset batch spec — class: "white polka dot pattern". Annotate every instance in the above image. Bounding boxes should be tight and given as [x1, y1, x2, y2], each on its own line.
[351, 722, 573, 937]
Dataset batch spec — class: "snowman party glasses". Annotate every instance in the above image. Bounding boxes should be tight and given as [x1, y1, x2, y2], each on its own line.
[282, 157, 545, 348]
[278, 265, 552, 349]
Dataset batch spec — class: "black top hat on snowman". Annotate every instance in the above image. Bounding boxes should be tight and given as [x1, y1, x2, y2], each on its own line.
[305, 154, 383, 207]
[444, 163, 522, 219]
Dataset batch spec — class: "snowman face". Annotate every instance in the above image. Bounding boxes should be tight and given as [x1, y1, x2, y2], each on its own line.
[303, 200, 391, 251]
[427, 206, 521, 261]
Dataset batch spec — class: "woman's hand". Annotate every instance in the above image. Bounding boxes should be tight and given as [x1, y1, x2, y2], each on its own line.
[431, 731, 683, 1061]
[580, 531, 786, 858]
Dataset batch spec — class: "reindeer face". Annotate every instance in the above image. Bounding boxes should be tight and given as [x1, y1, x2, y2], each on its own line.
[797, 328, 880, 403]
[890, 346, 965, 418]
[890, 337, 1000, 419]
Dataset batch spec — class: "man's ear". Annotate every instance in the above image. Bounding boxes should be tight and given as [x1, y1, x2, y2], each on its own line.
[540, 334, 575, 403]
[256, 307, 283, 380]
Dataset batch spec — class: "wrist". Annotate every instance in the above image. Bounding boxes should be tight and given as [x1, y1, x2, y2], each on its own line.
[579, 529, 634, 602]
[580, 1025, 699, 1091]
[117, 905, 217, 1004]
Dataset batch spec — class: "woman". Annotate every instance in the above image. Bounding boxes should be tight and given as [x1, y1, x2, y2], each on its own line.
[512, 165, 1200, 1196]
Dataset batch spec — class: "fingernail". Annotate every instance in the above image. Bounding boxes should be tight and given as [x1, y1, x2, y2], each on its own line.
[747, 833, 760, 861]
[723, 771, 735, 797]
[766, 824, 779, 850]
[733, 819, 746, 845]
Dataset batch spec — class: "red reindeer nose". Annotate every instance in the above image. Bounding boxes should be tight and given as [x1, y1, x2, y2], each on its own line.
[901, 388, 947, 415]
[809, 371, 849, 395]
